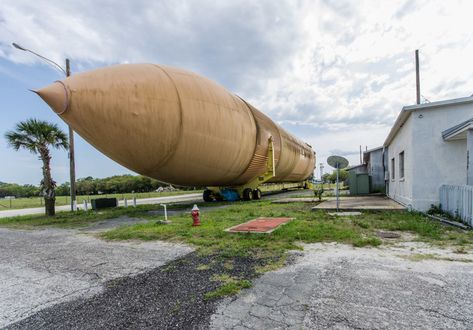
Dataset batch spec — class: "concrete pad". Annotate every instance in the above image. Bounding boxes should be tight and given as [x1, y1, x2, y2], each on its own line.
[0, 227, 193, 327]
[328, 211, 362, 216]
[272, 198, 321, 204]
[211, 243, 473, 329]
[312, 195, 405, 211]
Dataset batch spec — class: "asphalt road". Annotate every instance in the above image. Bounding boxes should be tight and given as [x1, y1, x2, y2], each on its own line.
[0, 193, 203, 218]
[0, 189, 312, 219]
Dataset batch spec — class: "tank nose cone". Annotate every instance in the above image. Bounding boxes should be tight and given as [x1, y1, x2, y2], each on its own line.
[34, 81, 70, 115]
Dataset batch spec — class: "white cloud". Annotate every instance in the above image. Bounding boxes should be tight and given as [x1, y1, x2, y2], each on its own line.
[1, 0, 473, 180]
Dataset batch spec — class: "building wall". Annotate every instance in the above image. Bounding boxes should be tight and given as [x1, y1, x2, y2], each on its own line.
[387, 115, 414, 207]
[388, 103, 471, 211]
[349, 165, 367, 174]
[410, 104, 470, 211]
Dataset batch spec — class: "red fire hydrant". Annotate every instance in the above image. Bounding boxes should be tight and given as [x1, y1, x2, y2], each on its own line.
[191, 204, 201, 226]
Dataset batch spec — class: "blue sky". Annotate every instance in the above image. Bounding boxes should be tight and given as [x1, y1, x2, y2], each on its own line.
[1, 0, 473, 185]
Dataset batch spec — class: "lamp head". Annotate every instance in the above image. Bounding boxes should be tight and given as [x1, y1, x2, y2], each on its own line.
[12, 43, 27, 51]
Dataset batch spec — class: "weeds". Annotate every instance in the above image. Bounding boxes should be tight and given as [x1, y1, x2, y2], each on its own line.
[205, 274, 252, 300]
[353, 236, 382, 247]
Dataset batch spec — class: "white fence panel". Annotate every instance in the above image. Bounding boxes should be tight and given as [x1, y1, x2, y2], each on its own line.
[440, 185, 473, 226]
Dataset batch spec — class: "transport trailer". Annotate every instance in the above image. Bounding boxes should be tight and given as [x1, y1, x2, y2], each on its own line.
[203, 138, 314, 202]
[203, 180, 313, 202]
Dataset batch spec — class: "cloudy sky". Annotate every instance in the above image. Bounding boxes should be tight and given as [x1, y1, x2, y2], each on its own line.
[1, 0, 472, 185]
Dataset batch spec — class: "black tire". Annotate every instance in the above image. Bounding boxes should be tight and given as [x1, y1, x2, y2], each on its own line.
[242, 188, 253, 201]
[252, 189, 262, 200]
[203, 189, 213, 202]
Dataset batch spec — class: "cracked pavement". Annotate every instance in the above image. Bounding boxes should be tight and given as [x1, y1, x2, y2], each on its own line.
[0, 226, 192, 328]
[211, 243, 473, 330]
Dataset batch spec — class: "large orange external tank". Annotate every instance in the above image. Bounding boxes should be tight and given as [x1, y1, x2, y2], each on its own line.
[36, 64, 315, 188]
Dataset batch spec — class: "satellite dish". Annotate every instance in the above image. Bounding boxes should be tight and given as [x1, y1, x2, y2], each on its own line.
[327, 155, 349, 169]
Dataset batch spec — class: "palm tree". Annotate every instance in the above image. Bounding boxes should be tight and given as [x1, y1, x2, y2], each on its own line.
[5, 119, 68, 216]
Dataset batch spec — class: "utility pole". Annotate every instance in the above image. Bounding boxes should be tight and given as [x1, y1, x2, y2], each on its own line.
[12, 43, 77, 211]
[319, 163, 324, 181]
[66, 59, 76, 211]
[415, 49, 421, 105]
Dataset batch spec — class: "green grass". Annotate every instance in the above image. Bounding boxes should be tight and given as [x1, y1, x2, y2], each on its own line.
[204, 274, 253, 300]
[352, 212, 445, 239]
[99, 201, 473, 265]
[0, 202, 210, 229]
[3, 201, 471, 250]
[0, 206, 144, 228]
[101, 202, 381, 260]
[2, 200, 472, 280]
[353, 236, 382, 247]
[0, 190, 202, 210]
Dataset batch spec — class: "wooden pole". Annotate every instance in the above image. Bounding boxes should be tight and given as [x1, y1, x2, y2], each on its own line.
[415, 49, 420, 104]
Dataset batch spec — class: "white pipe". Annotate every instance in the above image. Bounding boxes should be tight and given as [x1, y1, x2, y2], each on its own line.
[160, 204, 168, 221]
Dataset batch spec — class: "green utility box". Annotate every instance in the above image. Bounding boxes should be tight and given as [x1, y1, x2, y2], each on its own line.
[91, 198, 118, 210]
[349, 172, 370, 195]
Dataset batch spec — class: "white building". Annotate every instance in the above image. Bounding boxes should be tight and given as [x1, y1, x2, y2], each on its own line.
[384, 96, 473, 211]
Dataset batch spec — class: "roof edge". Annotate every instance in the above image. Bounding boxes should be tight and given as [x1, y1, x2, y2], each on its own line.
[384, 96, 473, 146]
[442, 118, 473, 140]
[403, 95, 473, 112]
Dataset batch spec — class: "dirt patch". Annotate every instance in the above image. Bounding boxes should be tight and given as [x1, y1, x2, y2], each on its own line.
[377, 231, 402, 239]
[79, 215, 149, 232]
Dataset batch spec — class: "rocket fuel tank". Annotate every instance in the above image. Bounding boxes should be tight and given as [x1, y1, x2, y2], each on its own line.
[36, 64, 315, 187]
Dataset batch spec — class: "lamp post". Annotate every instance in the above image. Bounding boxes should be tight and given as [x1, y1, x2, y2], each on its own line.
[12, 42, 77, 211]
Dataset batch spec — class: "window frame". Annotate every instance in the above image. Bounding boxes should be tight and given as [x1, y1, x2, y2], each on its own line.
[399, 151, 405, 179]
[391, 157, 395, 180]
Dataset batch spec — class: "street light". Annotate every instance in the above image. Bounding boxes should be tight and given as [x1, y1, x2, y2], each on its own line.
[12, 42, 77, 211]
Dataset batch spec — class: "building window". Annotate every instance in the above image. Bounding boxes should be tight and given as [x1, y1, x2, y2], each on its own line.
[391, 158, 395, 180]
[399, 151, 405, 179]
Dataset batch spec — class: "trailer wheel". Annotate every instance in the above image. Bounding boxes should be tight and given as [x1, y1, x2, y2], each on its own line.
[203, 189, 213, 202]
[242, 188, 253, 201]
[252, 189, 262, 200]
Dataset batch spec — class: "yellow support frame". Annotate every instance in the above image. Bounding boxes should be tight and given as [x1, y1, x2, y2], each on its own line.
[208, 137, 313, 199]
[235, 137, 276, 194]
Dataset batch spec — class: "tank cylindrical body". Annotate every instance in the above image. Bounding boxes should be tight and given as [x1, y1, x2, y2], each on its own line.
[36, 64, 315, 186]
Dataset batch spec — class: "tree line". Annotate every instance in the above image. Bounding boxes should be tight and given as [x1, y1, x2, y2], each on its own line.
[0, 174, 184, 198]
[321, 169, 348, 183]
[56, 175, 176, 196]
[0, 182, 40, 198]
